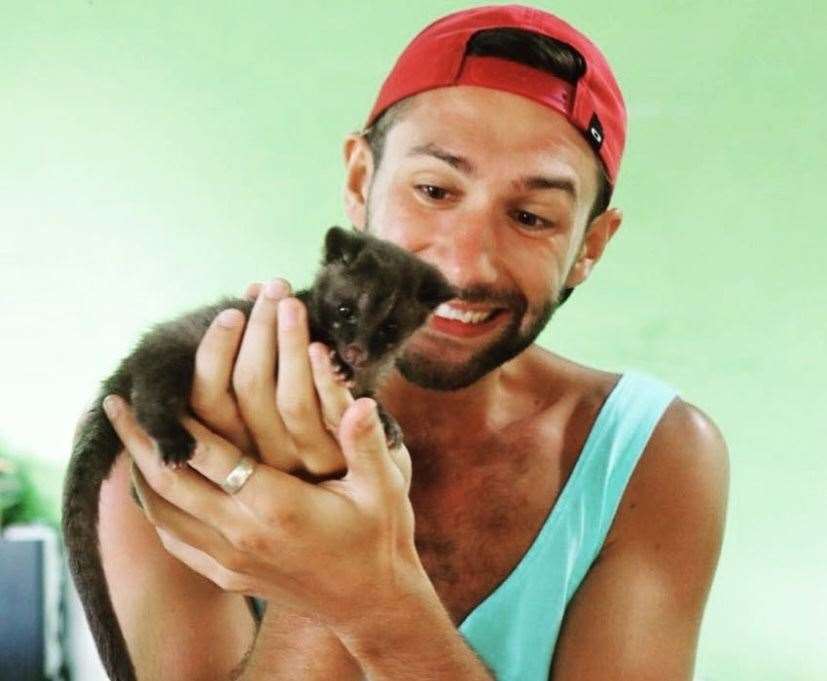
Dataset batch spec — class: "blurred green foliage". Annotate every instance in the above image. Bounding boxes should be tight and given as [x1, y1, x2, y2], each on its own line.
[0, 440, 62, 528]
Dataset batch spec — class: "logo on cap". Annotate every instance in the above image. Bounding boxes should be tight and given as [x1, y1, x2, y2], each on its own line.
[587, 113, 604, 151]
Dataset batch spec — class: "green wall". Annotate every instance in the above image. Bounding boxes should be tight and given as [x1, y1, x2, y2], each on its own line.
[2, 2, 824, 678]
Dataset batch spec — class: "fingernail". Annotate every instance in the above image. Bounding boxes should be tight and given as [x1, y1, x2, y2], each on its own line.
[102, 395, 120, 418]
[279, 298, 300, 328]
[216, 308, 240, 328]
[264, 278, 288, 300]
[359, 400, 377, 432]
[308, 344, 325, 366]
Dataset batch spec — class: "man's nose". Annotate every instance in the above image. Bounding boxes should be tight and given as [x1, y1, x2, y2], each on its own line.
[431, 211, 499, 288]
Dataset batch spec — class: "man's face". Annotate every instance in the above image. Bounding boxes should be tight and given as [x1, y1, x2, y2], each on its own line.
[357, 86, 604, 390]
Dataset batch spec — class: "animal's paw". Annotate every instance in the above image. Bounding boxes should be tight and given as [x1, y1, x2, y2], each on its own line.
[154, 427, 196, 468]
[377, 404, 404, 451]
[329, 349, 356, 389]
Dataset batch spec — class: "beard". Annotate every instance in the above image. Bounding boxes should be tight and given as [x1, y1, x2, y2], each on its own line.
[396, 283, 563, 391]
[363, 197, 568, 391]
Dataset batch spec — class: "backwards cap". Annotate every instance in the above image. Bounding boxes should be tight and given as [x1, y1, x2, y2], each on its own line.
[365, 4, 626, 185]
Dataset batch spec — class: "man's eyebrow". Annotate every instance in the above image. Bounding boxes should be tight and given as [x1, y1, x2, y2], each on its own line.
[407, 143, 578, 199]
[407, 143, 475, 175]
[517, 175, 577, 199]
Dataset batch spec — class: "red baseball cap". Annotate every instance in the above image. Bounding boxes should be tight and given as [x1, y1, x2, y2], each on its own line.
[365, 4, 626, 185]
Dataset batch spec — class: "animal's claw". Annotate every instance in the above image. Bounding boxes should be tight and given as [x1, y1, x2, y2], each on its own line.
[326, 349, 355, 387]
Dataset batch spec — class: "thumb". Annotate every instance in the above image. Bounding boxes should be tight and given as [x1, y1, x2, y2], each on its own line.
[338, 398, 401, 501]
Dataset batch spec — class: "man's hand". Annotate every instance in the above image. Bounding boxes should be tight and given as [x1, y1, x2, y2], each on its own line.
[186, 277, 349, 476]
[101, 279, 422, 627]
[99, 277, 496, 681]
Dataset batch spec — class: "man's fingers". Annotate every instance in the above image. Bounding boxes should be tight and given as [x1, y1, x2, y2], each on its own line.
[308, 342, 354, 438]
[156, 527, 253, 594]
[103, 396, 236, 528]
[275, 299, 327, 446]
[191, 307, 253, 452]
[233, 278, 295, 468]
[244, 281, 263, 301]
[131, 463, 238, 564]
[337, 398, 405, 504]
[387, 442, 413, 494]
[180, 415, 318, 526]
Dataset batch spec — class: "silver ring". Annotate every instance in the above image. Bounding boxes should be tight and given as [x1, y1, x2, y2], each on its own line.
[220, 455, 257, 495]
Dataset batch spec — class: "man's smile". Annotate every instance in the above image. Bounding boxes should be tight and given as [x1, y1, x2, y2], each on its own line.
[428, 301, 510, 338]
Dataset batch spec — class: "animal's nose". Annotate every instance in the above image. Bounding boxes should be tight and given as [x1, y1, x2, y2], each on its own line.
[342, 344, 367, 367]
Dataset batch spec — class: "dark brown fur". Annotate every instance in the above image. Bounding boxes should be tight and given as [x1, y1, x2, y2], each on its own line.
[62, 226, 455, 681]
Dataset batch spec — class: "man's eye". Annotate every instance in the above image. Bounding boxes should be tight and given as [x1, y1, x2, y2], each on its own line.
[513, 210, 550, 229]
[416, 184, 448, 200]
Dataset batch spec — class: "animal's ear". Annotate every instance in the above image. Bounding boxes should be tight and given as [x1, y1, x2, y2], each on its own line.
[418, 270, 456, 309]
[359, 251, 381, 275]
[324, 226, 366, 265]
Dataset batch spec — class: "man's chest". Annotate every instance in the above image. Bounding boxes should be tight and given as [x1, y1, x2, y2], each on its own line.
[409, 435, 572, 625]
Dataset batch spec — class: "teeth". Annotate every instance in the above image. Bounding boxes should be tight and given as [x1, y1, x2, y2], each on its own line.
[434, 303, 496, 324]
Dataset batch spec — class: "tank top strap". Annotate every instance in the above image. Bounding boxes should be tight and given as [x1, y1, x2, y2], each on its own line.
[458, 370, 679, 681]
[565, 369, 679, 595]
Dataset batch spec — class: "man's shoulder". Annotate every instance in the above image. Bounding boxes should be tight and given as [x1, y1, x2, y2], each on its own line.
[603, 395, 730, 566]
[552, 398, 729, 675]
[522, 348, 731, 558]
[520, 346, 622, 408]
[634, 397, 730, 509]
[514, 350, 730, 535]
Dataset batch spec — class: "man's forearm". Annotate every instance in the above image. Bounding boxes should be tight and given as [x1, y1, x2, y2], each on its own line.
[236, 607, 364, 681]
[235, 587, 494, 681]
[335, 576, 496, 681]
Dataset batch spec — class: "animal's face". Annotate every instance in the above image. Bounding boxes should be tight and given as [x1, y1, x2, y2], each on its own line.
[316, 227, 455, 371]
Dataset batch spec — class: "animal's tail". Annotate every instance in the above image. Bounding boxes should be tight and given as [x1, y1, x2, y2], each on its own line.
[62, 375, 137, 681]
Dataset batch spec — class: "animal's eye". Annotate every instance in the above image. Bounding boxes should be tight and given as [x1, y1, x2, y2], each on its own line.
[338, 304, 354, 319]
[380, 322, 398, 337]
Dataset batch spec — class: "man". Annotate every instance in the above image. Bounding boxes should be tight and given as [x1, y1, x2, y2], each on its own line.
[94, 5, 729, 680]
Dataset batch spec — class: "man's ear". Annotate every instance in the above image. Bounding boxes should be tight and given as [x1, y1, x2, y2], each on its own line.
[342, 133, 374, 230]
[564, 208, 623, 289]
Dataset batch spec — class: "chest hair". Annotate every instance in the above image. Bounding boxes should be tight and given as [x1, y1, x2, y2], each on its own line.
[407, 421, 570, 623]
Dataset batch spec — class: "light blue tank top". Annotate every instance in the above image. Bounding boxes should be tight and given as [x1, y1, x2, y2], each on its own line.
[248, 370, 678, 678]
[457, 370, 678, 681]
